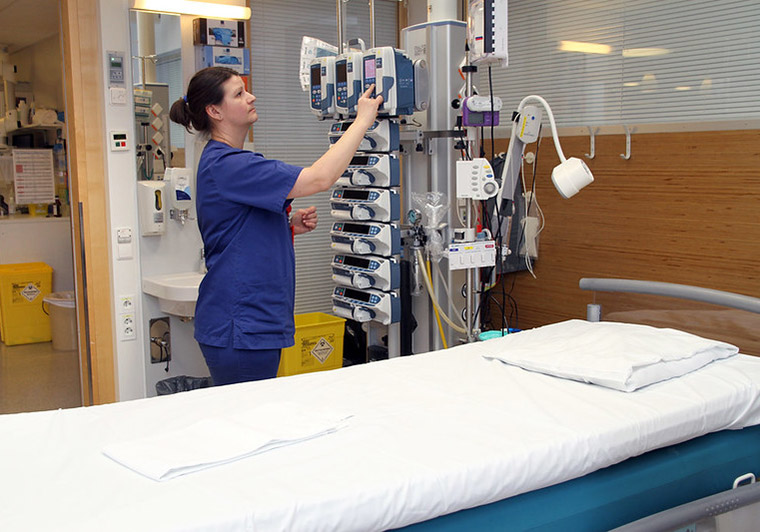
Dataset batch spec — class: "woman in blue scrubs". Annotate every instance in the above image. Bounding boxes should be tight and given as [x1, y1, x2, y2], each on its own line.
[170, 67, 382, 385]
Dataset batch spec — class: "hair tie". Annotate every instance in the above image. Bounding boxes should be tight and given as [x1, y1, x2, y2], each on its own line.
[183, 95, 188, 104]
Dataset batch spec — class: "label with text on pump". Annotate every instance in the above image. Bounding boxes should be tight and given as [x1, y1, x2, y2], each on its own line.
[330, 187, 400, 222]
[329, 119, 399, 153]
[336, 153, 400, 188]
[335, 51, 364, 117]
[332, 286, 400, 325]
[309, 56, 336, 119]
[330, 221, 400, 257]
[364, 47, 416, 117]
[332, 254, 400, 291]
[456, 158, 499, 200]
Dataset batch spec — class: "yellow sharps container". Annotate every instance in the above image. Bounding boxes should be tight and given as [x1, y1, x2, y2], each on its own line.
[0, 262, 53, 345]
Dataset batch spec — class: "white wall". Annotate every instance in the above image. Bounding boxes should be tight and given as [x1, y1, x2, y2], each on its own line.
[98, 0, 238, 400]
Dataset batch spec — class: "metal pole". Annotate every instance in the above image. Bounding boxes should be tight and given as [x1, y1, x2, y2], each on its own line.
[369, 0, 376, 49]
[337, 0, 344, 54]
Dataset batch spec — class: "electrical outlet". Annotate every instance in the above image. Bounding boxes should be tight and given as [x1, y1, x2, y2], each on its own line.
[119, 295, 135, 312]
[118, 295, 137, 341]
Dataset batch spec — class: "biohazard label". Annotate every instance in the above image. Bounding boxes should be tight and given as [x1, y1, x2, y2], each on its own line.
[311, 337, 334, 364]
[20, 283, 41, 302]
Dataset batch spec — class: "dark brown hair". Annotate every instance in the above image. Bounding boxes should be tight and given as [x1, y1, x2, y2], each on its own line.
[169, 66, 240, 133]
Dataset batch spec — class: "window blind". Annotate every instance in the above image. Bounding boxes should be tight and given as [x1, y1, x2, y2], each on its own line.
[249, 0, 398, 313]
[482, 0, 760, 128]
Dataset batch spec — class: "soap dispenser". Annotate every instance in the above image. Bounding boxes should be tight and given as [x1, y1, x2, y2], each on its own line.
[137, 181, 166, 236]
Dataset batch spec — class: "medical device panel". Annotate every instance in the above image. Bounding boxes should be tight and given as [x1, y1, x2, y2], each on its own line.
[330, 221, 400, 257]
[328, 119, 400, 153]
[335, 51, 364, 117]
[332, 254, 400, 291]
[366, 46, 416, 116]
[332, 286, 400, 324]
[336, 154, 400, 188]
[456, 158, 499, 200]
[448, 240, 497, 270]
[309, 56, 336, 119]
[467, 0, 508, 66]
[462, 95, 502, 127]
[330, 187, 400, 222]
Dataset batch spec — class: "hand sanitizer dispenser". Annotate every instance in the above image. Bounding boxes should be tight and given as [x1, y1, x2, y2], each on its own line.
[137, 180, 166, 236]
[164, 167, 193, 225]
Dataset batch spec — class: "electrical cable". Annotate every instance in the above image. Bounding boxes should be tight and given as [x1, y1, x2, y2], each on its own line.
[434, 261, 467, 328]
[426, 260, 448, 349]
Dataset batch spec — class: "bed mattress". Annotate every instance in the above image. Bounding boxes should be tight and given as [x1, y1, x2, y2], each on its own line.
[2, 341, 760, 531]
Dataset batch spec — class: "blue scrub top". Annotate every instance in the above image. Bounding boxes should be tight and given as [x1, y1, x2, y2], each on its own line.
[194, 139, 303, 349]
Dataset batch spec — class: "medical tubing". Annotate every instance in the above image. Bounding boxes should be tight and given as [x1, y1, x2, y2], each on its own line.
[415, 249, 467, 334]
[434, 261, 467, 328]
[426, 260, 448, 349]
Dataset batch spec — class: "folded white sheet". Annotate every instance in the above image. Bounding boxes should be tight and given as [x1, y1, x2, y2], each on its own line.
[481, 319, 739, 391]
[102, 402, 351, 481]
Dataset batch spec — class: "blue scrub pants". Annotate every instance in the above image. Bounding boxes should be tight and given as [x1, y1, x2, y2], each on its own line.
[199, 344, 281, 386]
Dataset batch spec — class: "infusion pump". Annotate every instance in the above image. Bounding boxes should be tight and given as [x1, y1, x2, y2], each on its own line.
[330, 187, 400, 222]
[330, 221, 400, 257]
[332, 254, 400, 291]
[332, 286, 400, 325]
[337, 154, 400, 188]
[329, 119, 400, 153]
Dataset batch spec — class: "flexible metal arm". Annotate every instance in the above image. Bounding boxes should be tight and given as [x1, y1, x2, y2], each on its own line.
[579, 278, 760, 315]
[497, 95, 567, 201]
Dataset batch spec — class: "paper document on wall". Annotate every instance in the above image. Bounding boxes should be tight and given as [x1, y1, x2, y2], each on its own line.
[13, 149, 55, 204]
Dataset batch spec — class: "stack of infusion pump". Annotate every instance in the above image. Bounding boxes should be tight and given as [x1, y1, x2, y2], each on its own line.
[309, 46, 426, 325]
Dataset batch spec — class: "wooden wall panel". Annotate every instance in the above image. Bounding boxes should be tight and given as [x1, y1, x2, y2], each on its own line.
[488, 129, 760, 341]
[62, 0, 117, 404]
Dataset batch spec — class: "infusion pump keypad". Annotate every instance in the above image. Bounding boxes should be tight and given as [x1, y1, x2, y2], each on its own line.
[456, 158, 499, 200]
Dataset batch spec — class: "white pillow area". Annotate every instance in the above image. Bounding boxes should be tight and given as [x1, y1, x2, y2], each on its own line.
[481, 319, 739, 392]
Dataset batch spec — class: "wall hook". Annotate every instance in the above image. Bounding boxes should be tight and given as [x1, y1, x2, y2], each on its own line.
[620, 125, 635, 160]
[585, 127, 599, 159]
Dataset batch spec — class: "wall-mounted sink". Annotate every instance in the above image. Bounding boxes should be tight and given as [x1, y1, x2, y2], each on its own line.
[142, 272, 205, 318]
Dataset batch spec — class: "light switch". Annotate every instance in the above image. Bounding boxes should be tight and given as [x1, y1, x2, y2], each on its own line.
[116, 227, 133, 260]
[110, 87, 127, 105]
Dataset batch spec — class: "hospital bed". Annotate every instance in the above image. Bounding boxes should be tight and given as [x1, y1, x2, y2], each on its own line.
[1, 280, 760, 531]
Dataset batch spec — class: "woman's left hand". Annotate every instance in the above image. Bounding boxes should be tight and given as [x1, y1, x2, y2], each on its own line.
[291, 206, 318, 235]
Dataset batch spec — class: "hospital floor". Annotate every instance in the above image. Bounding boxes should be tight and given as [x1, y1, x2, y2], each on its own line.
[0, 341, 82, 414]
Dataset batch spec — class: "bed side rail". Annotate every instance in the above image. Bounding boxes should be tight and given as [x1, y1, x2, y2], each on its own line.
[579, 278, 760, 315]
[610, 477, 760, 532]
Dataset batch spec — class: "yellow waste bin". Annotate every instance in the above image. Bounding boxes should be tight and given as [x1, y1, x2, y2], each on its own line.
[0, 262, 53, 345]
[277, 313, 345, 377]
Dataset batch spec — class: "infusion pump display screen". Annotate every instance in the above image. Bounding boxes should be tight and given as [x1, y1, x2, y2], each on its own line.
[341, 222, 372, 234]
[310, 64, 321, 86]
[344, 287, 372, 303]
[340, 189, 371, 200]
[336, 62, 347, 83]
[364, 57, 376, 78]
[343, 256, 371, 269]
[350, 155, 371, 165]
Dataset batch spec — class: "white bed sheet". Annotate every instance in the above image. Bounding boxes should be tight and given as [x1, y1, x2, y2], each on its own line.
[2, 342, 760, 532]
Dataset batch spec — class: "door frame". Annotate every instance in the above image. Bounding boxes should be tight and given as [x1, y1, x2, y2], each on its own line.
[61, 0, 116, 404]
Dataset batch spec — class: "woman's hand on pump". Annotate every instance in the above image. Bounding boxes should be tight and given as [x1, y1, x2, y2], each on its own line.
[354, 85, 383, 128]
[289, 84, 384, 199]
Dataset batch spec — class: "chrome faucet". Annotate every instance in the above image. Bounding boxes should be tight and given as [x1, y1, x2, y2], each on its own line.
[199, 247, 207, 274]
